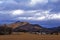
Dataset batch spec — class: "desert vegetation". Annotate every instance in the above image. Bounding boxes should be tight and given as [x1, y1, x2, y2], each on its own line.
[0, 24, 12, 35]
[0, 32, 60, 40]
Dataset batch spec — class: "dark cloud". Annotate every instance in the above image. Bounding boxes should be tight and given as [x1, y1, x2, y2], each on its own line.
[0, 0, 60, 28]
[0, 0, 59, 11]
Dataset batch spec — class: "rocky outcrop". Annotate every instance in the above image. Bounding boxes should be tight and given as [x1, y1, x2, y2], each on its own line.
[0, 21, 60, 35]
[4, 21, 43, 32]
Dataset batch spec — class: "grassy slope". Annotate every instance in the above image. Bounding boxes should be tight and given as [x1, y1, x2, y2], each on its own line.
[0, 32, 60, 40]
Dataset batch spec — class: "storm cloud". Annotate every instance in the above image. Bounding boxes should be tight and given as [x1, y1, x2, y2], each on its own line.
[0, 0, 60, 28]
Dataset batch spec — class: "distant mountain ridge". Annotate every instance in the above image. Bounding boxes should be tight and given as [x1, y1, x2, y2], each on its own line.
[5, 21, 43, 32]
[0, 21, 60, 34]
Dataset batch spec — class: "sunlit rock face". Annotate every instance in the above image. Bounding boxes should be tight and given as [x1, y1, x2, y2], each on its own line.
[5, 21, 43, 32]
[7, 21, 30, 29]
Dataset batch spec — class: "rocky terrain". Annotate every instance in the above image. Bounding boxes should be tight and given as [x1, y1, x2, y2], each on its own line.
[0, 21, 60, 35]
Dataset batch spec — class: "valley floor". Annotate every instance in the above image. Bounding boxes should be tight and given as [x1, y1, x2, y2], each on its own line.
[0, 32, 60, 40]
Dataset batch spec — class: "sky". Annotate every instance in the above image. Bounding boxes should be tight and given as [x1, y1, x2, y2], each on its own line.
[0, 0, 60, 28]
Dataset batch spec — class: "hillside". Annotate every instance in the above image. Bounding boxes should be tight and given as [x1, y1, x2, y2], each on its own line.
[0, 21, 60, 35]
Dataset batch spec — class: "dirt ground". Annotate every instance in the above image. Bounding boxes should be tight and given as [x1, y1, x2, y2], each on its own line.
[0, 32, 60, 40]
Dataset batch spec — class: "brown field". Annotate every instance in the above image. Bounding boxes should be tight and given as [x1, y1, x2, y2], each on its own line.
[0, 32, 60, 40]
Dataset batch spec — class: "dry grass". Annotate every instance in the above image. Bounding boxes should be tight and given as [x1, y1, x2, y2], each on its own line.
[0, 32, 60, 40]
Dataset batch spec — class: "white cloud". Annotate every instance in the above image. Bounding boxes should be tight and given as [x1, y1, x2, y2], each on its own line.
[13, 10, 49, 21]
[37, 16, 45, 20]
[0, 0, 17, 5]
[48, 14, 60, 19]
[16, 16, 45, 20]
[12, 10, 25, 16]
[14, 9, 60, 21]
[28, 0, 59, 6]
[0, 10, 11, 14]
[42, 9, 51, 14]
[1, 9, 60, 21]
[26, 10, 40, 13]
[0, 1, 4, 4]
[29, 0, 48, 6]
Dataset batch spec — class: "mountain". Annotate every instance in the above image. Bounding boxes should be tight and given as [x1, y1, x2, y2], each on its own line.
[13, 22, 43, 31]
[7, 21, 29, 29]
[7, 21, 43, 32]
[1, 21, 60, 34]
[49, 26, 60, 32]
